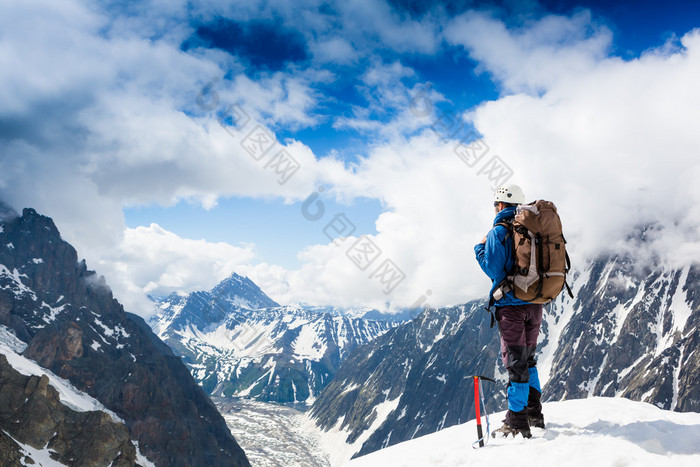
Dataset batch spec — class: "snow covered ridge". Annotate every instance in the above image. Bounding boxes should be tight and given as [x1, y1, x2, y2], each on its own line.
[149, 273, 398, 405]
[307, 302, 488, 463]
[0, 263, 38, 301]
[347, 398, 700, 467]
[150, 283, 398, 405]
[540, 258, 700, 411]
[0, 325, 122, 421]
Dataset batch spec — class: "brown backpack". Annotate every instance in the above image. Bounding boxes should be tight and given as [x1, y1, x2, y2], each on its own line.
[493, 200, 573, 304]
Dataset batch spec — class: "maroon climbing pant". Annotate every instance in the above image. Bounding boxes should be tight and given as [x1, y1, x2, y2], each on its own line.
[496, 303, 543, 383]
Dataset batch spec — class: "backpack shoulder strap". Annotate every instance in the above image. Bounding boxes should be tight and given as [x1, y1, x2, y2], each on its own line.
[485, 219, 516, 326]
[494, 218, 517, 281]
[494, 219, 513, 242]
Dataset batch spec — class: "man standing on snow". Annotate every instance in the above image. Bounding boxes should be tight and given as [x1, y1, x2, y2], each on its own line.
[474, 184, 545, 439]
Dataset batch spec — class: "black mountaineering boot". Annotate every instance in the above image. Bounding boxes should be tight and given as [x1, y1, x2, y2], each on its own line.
[527, 387, 545, 429]
[528, 413, 545, 429]
[492, 409, 532, 439]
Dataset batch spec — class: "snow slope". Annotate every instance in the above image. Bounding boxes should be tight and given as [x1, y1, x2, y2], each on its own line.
[347, 397, 700, 467]
[1, 430, 64, 467]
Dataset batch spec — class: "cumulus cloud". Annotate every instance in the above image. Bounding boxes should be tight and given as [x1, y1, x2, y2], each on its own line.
[0, 0, 348, 314]
[94, 224, 257, 316]
[444, 10, 613, 94]
[311, 37, 358, 65]
[262, 11, 700, 309]
[272, 130, 499, 310]
[0, 0, 345, 242]
[159, 130, 499, 312]
[451, 16, 700, 266]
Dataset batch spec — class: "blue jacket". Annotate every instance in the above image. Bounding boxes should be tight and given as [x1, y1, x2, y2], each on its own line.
[474, 206, 529, 307]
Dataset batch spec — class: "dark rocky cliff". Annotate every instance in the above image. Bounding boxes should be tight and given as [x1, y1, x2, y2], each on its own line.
[0, 354, 136, 466]
[0, 206, 250, 466]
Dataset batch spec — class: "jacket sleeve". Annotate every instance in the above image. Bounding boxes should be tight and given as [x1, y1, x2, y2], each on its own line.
[474, 226, 508, 282]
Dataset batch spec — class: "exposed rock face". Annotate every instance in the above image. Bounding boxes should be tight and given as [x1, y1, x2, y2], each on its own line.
[25, 321, 84, 368]
[0, 431, 27, 467]
[0, 206, 250, 466]
[0, 354, 135, 466]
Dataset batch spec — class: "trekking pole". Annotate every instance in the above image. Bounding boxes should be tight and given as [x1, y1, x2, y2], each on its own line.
[469, 375, 495, 448]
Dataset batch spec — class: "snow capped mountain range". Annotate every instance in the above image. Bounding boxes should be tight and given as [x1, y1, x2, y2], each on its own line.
[308, 254, 700, 463]
[543, 258, 699, 410]
[150, 273, 280, 337]
[149, 275, 397, 405]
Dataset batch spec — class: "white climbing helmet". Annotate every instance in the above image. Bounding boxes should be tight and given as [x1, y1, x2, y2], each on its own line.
[494, 184, 525, 204]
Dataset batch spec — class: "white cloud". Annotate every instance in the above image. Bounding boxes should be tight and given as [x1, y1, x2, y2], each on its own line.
[0, 0, 350, 312]
[95, 224, 258, 317]
[335, 0, 440, 54]
[223, 71, 330, 129]
[458, 26, 700, 266]
[94, 129, 498, 315]
[236, 131, 500, 310]
[333, 60, 447, 141]
[311, 37, 358, 65]
[0, 0, 346, 250]
[445, 10, 613, 94]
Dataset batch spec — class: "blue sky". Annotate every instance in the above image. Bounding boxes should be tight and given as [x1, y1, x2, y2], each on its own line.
[2, 0, 700, 315]
[548, 0, 700, 55]
[126, 196, 383, 268]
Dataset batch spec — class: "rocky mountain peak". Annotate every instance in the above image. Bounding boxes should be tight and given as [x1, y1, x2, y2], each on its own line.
[210, 272, 279, 309]
[150, 272, 280, 338]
